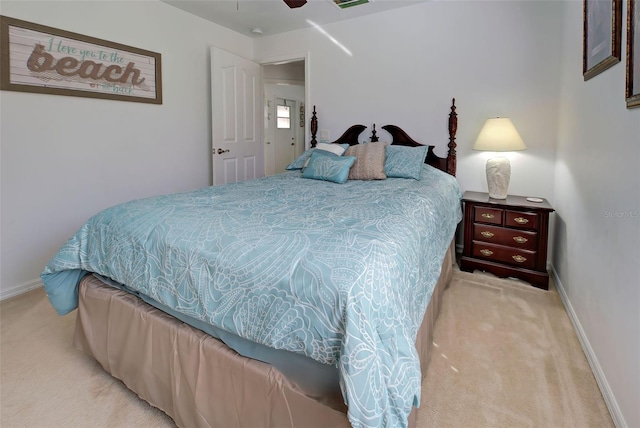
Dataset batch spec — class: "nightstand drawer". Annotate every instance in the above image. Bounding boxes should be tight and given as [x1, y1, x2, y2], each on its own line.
[471, 242, 537, 269]
[505, 210, 539, 230]
[472, 224, 538, 250]
[474, 207, 503, 225]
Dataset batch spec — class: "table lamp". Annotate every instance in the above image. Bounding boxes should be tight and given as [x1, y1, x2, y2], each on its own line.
[473, 118, 526, 199]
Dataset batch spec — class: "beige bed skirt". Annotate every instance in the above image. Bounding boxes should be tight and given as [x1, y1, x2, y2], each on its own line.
[73, 242, 455, 428]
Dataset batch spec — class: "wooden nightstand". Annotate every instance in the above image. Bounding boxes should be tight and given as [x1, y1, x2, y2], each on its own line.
[459, 191, 554, 289]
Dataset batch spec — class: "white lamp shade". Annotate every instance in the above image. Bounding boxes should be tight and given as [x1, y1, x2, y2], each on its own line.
[473, 118, 526, 152]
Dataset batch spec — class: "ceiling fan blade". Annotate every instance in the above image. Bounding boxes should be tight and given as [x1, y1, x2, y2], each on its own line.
[283, 0, 307, 8]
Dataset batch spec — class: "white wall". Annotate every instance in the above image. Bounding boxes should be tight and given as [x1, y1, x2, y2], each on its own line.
[554, 1, 640, 427]
[254, 1, 563, 202]
[0, 1, 253, 298]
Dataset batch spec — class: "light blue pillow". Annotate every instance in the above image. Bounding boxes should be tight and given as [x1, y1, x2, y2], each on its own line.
[302, 151, 356, 184]
[384, 145, 429, 180]
[285, 144, 351, 170]
[286, 148, 314, 170]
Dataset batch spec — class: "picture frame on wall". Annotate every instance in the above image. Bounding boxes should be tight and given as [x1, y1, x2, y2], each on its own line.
[0, 16, 162, 104]
[583, 0, 623, 80]
[627, 0, 640, 108]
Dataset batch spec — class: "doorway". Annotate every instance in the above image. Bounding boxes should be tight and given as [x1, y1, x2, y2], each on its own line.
[273, 97, 300, 173]
[262, 59, 306, 176]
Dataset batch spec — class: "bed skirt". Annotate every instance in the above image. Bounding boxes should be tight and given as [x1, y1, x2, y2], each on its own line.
[73, 241, 455, 428]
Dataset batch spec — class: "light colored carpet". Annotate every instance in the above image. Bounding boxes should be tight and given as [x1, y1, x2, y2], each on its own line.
[1, 267, 613, 428]
[417, 268, 613, 428]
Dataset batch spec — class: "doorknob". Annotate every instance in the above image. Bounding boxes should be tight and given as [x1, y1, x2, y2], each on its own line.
[217, 148, 230, 154]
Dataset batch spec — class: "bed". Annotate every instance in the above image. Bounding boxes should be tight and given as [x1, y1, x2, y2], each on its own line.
[41, 99, 461, 428]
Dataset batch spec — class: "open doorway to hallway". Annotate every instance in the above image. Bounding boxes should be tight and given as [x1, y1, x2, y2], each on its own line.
[262, 60, 306, 176]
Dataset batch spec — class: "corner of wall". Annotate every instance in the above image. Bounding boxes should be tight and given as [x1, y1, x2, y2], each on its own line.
[549, 264, 628, 428]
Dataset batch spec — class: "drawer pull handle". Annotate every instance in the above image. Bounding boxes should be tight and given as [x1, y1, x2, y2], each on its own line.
[514, 217, 529, 224]
[480, 249, 494, 256]
[512, 255, 527, 263]
[481, 213, 495, 219]
[481, 231, 495, 238]
[513, 236, 528, 244]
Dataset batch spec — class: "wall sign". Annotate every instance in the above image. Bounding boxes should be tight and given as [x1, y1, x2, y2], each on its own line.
[0, 16, 162, 104]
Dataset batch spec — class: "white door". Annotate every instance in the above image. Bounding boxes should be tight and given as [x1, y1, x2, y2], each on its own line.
[211, 47, 264, 185]
[274, 97, 297, 174]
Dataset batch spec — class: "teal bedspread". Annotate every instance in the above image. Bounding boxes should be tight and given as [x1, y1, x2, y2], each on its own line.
[42, 164, 462, 428]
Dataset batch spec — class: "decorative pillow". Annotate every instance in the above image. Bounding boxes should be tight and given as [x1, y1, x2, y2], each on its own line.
[302, 151, 356, 184]
[286, 148, 314, 170]
[344, 142, 387, 180]
[316, 142, 349, 156]
[285, 144, 350, 170]
[384, 145, 429, 180]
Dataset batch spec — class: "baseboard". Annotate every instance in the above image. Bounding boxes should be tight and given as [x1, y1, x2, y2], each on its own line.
[0, 278, 43, 301]
[549, 265, 627, 428]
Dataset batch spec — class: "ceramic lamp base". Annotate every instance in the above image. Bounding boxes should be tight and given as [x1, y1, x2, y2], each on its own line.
[486, 157, 511, 199]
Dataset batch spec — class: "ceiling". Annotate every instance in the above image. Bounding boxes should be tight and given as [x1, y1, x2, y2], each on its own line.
[163, 0, 428, 38]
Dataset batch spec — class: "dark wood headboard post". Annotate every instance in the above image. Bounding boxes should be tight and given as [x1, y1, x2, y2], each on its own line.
[447, 98, 458, 176]
[370, 124, 379, 142]
[310, 105, 318, 148]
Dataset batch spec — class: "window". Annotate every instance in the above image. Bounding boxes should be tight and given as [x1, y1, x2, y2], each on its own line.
[277, 104, 290, 129]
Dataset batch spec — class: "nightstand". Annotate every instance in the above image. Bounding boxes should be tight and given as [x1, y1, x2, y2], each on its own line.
[459, 191, 554, 290]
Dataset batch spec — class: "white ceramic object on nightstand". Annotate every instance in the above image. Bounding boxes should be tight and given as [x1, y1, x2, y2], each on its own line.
[474, 117, 526, 200]
[486, 157, 511, 199]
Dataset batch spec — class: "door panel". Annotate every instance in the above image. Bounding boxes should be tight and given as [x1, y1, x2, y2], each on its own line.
[211, 47, 264, 186]
[243, 71, 256, 142]
[222, 66, 236, 142]
[223, 158, 238, 184]
[244, 156, 257, 181]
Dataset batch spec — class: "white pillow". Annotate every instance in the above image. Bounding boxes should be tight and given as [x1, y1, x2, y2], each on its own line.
[316, 142, 347, 156]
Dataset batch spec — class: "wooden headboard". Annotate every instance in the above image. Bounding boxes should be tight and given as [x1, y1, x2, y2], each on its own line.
[309, 99, 458, 177]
